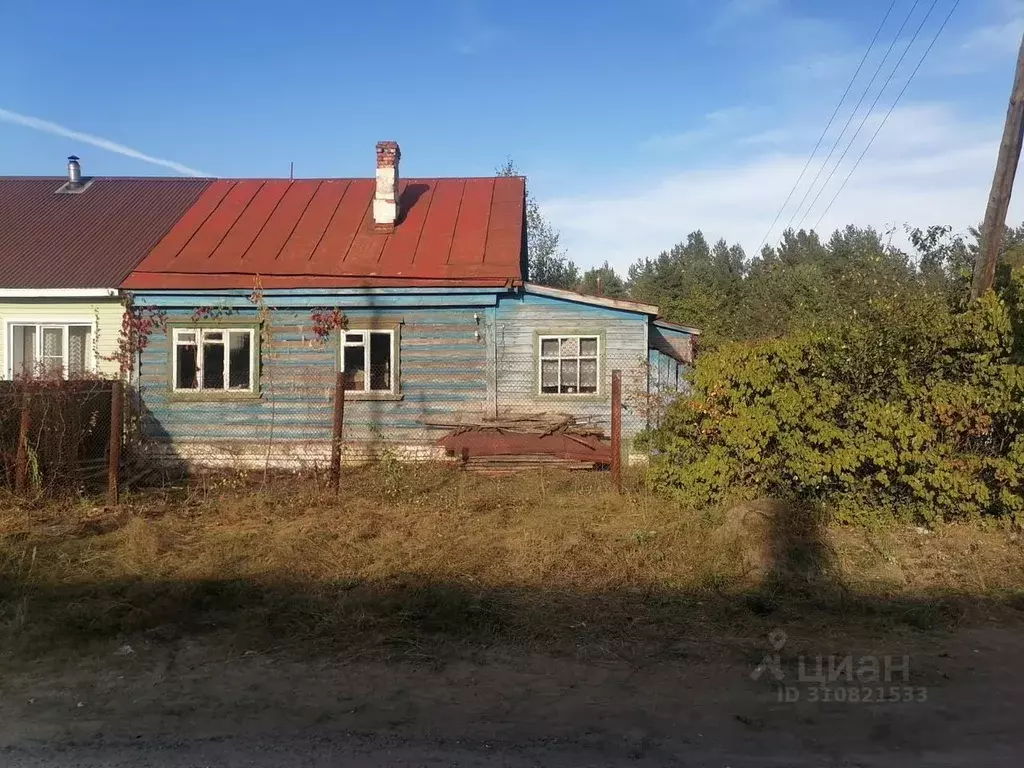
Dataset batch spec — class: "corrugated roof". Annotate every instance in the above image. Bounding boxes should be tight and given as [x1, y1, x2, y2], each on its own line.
[0, 177, 214, 289]
[123, 176, 526, 289]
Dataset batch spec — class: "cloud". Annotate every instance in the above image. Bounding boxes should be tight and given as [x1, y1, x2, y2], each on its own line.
[542, 102, 1017, 272]
[0, 107, 210, 177]
[736, 128, 792, 147]
[641, 107, 749, 150]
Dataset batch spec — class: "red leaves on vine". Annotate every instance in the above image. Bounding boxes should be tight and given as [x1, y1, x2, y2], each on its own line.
[190, 305, 233, 323]
[104, 296, 167, 377]
[310, 308, 346, 340]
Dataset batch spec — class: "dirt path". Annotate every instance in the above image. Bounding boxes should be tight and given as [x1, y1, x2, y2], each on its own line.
[2, 624, 1022, 767]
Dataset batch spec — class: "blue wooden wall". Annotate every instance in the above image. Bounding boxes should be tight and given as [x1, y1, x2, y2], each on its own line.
[134, 288, 678, 460]
[136, 290, 497, 456]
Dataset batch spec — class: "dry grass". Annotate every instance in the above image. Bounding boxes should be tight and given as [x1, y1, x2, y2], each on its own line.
[1, 464, 1023, 661]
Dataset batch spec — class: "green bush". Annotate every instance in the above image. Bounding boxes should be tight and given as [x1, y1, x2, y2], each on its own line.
[645, 277, 1024, 523]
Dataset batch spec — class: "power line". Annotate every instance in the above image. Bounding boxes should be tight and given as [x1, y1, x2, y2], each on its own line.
[782, 0, 925, 236]
[796, 0, 943, 231]
[754, 0, 898, 256]
[813, 0, 963, 231]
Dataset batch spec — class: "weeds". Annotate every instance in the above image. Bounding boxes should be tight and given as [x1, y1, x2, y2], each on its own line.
[1, 466, 1022, 659]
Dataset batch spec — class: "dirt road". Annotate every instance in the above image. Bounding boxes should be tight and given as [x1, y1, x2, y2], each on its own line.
[2, 625, 1022, 767]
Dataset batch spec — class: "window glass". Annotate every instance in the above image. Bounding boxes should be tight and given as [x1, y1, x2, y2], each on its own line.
[11, 325, 36, 377]
[228, 332, 251, 389]
[538, 335, 600, 395]
[580, 358, 598, 392]
[41, 327, 64, 375]
[560, 359, 579, 393]
[369, 332, 392, 391]
[343, 344, 365, 391]
[202, 335, 225, 389]
[175, 336, 199, 389]
[68, 326, 90, 375]
[541, 359, 558, 392]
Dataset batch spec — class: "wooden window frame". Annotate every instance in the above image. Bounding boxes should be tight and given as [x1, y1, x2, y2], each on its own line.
[537, 333, 602, 396]
[337, 321, 403, 401]
[169, 323, 259, 399]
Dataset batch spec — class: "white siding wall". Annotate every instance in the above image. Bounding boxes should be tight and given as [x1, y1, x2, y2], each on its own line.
[0, 298, 125, 378]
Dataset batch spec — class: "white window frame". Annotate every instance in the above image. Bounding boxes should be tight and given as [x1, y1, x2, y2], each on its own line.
[3, 318, 97, 379]
[538, 334, 601, 396]
[341, 329, 397, 394]
[171, 327, 256, 393]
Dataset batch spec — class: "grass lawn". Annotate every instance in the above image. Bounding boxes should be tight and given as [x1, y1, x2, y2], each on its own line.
[2, 464, 1023, 662]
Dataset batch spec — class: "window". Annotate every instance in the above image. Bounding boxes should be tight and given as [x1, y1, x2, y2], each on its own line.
[7, 322, 92, 378]
[342, 329, 395, 393]
[173, 327, 255, 393]
[539, 335, 599, 395]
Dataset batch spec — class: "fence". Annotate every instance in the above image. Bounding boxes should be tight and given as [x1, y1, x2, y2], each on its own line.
[2, 351, 688, 498]
[133, 350, 681, 485]
[0, 379, 122, 501]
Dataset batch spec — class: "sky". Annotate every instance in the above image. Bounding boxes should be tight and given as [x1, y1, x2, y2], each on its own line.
[1, 0, 1022, 273]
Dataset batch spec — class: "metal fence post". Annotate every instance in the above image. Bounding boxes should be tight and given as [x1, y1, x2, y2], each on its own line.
[611, 369, 622, 492]
[14, 387, 31, 494]
[331, 371, 345, 492]
[107, 379, 123, 506]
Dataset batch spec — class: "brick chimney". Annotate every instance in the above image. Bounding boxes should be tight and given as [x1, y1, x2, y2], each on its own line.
[373, 141, 401, 232]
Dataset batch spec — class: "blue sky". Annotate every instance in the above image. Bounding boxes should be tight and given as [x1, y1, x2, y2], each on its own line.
[1, 0, 1022, 271]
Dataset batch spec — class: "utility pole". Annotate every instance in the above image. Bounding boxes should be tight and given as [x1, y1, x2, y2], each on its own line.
[971, 33, 1024, 300]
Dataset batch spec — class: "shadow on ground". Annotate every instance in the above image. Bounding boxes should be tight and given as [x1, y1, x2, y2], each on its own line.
[2, 494, 1020, 661]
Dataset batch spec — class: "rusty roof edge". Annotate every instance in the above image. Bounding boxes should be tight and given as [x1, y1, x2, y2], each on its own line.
[522, 283, 660, 316]
[653, 318, 703, 336]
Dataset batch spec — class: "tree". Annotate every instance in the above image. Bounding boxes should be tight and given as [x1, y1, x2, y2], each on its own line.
[578, 261, 627, 298]
[497, 158, 581, 290]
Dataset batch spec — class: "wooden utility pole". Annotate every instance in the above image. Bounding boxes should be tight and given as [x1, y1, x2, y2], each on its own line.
[971, 33, 1024, 300]
[107, 380, 123, 506]
[610, 370, 622, 492]
[330, 371, 346, 493]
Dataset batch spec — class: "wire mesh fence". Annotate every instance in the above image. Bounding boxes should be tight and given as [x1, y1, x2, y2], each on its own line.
[0, 347, 690, 496]
[132, 349, 687, 478]
[0, 379, 117, 495]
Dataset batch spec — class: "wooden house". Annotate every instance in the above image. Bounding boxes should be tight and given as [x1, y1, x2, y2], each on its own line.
[121, 143, 699, 466]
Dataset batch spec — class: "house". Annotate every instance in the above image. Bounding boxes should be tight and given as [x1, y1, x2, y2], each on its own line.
[0, 158, 212, 379]
[121, 142, 698, 466]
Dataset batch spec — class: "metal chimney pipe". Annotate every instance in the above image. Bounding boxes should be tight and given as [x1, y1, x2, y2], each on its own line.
[67, 155, 81, 185]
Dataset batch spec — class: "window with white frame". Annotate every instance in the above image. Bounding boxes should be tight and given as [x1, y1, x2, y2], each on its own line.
[173, 327, 255, 392]
[342, 329, 395, 393]
[7, 322, 92, 378]
[539, 335, 599, 395]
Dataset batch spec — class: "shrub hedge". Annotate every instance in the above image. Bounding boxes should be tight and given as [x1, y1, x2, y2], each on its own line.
[645, 277, 1024, 523]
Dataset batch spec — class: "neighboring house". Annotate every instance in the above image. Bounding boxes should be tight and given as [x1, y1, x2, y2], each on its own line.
[0, 158, 212, 379]
[121, 143, 698, 465]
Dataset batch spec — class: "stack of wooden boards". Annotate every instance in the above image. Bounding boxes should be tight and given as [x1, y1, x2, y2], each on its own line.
[422, 413, 611, 473]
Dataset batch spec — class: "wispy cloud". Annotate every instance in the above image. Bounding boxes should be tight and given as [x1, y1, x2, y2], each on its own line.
[544, 102, 1013, 272]
[641, 107, 749, 150]
[0, 108, 210, 177]
[452, 0, 500, 55]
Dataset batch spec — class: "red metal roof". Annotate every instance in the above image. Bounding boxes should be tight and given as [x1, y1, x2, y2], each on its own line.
[123, 176, 526, 289]
[0, 177, 214, 289]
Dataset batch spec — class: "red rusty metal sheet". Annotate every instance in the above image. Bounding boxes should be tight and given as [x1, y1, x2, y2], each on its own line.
[436, 431, 612, 464]
[447, 178, 494, 265]
[123, 175, 525, 290]
[0, 177, 213, 289]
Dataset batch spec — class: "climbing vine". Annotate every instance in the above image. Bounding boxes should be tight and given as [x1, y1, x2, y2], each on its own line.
[310, 307, 346, 342]
[103, 293, 167, 378]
